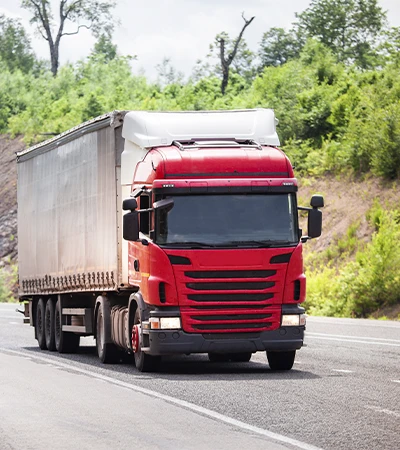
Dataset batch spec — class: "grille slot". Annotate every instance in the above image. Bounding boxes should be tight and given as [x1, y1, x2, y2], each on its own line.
[188, 293, 273, 302]
[185, 270, 276, 279]
[190, 304, 272, 310]
[187, 281, 274, 291]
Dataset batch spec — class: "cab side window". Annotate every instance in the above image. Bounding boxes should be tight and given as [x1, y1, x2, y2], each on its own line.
[139, 194, 151, 235]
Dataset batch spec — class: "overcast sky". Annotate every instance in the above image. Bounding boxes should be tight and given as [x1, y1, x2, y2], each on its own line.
[1, 0, 400, 79]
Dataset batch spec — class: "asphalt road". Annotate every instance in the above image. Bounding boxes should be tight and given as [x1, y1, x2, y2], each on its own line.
[0, 303, 399, 450]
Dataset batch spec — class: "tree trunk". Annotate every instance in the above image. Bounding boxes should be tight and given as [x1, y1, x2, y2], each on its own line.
[49, 41, 59, 76]
[221, 67, 229, 95]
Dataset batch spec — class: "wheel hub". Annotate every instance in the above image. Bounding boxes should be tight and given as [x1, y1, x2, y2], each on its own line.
[132, 324, 140, 353]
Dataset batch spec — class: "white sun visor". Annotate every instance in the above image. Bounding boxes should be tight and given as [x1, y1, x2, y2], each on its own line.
[121, 108, 280, 149]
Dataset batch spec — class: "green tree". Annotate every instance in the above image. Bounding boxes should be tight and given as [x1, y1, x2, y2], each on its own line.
[21, 0, 117, 76]
[258, 27, 303, 69]
[91, 33, 117, 62]
[295, 0, 387, 67]
[156, 57, 184, 88]
[0, 14, 35, 73]
[379, 26, 400, 65]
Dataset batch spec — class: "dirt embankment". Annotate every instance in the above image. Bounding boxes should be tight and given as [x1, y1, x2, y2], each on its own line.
[0, 135, 25, 264]
[299, 176, 400, 254]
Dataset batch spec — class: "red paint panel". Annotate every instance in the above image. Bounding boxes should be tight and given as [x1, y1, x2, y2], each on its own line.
[282, 243, 306, 304]
[135, 146, 294, 184]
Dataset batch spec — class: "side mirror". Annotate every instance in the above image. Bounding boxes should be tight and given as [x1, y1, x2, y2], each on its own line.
[310, 195, 324, 208]
[123, 198, 138, 211]
[153, 198, 174, 212]
[122, 197, 139, 241]
[123, 211, 139, 241]
[308, 208, 322, 238]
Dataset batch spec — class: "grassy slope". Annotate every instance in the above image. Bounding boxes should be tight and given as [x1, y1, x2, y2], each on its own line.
[299, 175, 400, 320]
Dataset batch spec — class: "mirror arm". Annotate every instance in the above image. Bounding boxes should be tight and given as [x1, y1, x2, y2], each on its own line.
[136, 208, 154, 213]
[131, 185, 148, 198]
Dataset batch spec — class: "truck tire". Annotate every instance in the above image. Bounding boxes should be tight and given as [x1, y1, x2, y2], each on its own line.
[36, 298, 47, 350]
[96, 302, 119, 364]
[55, 299, 80, 353]
[229, 352, 252, 363]
[132, 309, 160, 372]
[44, 298, 56, 351]
[267, 350, 296, 370]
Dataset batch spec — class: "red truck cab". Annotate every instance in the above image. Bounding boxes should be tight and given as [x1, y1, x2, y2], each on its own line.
[121, 109, 323, 371]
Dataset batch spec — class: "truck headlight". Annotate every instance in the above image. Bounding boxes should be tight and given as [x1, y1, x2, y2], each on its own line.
[149, 317, 181, 330]
[282, 314, 306, 326]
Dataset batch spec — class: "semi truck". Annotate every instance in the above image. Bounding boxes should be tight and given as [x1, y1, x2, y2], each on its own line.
[17, 109, 323, 372]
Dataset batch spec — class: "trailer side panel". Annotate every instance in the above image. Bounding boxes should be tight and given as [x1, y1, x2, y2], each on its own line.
[18, 126, 119, 295]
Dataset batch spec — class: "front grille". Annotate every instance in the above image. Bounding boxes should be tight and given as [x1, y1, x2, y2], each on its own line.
[180, 268, 280, 333]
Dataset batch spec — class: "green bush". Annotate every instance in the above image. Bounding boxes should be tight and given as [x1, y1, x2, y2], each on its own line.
[305, 206, 400, 317]
[0, 265, 17, 302]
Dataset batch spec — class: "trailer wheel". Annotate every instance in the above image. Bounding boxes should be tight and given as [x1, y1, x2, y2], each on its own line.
[267, 350, 296, 370]
[96, 302, 119, 364]
[208, 353, 230, 363]
[55, 299, 80, 353]
[36, 298, 47, 350]
[229, 352, 252, 363]
[44, 298, 56, 351]
[132, 309, 160, 372]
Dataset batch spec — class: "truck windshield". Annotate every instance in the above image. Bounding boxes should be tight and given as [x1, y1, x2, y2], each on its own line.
[155, 194, 298, 248]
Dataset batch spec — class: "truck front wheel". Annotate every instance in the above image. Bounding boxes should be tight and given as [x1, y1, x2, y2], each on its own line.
[267, 350, 296, 370]
[36, 298, 47, 350]
[55, 299, 80, 353]
[132, 309, 160, 372]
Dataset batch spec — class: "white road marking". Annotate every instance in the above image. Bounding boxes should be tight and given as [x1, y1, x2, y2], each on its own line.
[306, 336, 400, 347]
[331, 369, 353, 373]
[307, 332, 400, 343]
[1, 348, 322, 450]
[364, 405, 400, 418]
[307, 318, 400, 329]
[391, 380, 400, 384]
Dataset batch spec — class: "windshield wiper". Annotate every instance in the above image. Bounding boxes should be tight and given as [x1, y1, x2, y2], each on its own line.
[161, 241, 220, 248]
[220, 240, 296, 248]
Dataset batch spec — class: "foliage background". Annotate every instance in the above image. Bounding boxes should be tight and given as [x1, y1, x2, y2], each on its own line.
[0, 1, 399, 316]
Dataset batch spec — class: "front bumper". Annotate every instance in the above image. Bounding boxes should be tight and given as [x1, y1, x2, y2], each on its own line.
[146, 327, 304, 355]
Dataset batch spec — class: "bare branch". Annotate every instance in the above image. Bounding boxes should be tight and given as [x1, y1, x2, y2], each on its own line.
[226, 13, 255, 66]
[61, 24, 91, 36]
[37, 25, 49, 41]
